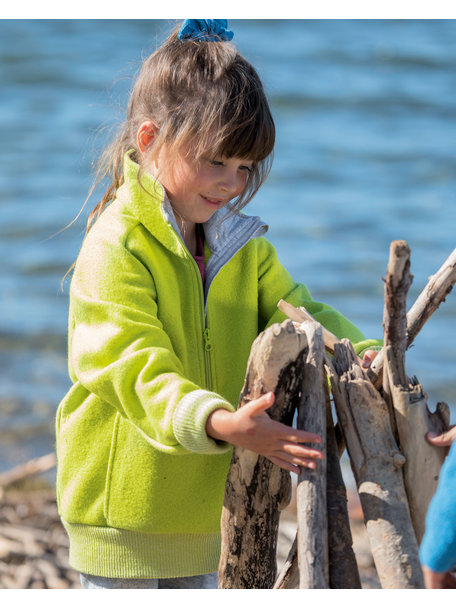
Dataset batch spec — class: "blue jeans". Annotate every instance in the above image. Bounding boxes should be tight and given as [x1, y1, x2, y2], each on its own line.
[80, 572, 218, 589]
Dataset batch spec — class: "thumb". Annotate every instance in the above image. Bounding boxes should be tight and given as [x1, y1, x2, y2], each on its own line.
[245, 392, 275, 416]
[427, 426, 456, 447]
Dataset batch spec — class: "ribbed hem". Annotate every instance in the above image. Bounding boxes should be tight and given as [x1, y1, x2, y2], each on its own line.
[62, 519, 222, 579]
[173, 389, 235, 453]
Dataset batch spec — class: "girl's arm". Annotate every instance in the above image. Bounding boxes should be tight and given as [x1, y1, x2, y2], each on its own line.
[255, 237, 382, 356]
[68, 226, 235, 456]
[206, 392, 324, 474]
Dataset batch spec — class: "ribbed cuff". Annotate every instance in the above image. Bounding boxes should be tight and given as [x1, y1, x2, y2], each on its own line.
[353, 338, 383, 357]
[173, 389, 235, 454]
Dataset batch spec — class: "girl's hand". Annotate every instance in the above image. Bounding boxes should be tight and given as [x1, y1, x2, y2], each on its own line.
[362, 349, 378, 369]
[426, 425, 456, 447]
[206, 392, 324, 474]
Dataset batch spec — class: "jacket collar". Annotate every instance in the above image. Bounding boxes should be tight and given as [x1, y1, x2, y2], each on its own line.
[121, 150, 268, 295]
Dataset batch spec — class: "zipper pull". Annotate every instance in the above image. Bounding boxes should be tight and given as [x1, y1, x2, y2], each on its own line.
[203, 328, 213, 351]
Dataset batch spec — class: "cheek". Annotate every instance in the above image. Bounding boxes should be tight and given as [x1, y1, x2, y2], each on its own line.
[164, 164, 192, 196]
[237, 174, 249, 194]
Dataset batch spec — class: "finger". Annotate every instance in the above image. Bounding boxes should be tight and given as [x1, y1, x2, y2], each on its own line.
[275, 449, 322, 468]
[268, 455, 301, 475]
[278, 442, 325, 460]
[426, 426, 456, 446]
[362, 350, 377, 369]
[276, 426, 323, 445]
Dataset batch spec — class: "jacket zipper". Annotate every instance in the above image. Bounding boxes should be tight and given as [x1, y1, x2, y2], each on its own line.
[203, 327, 213, 391]
[187, 253, 213, 392]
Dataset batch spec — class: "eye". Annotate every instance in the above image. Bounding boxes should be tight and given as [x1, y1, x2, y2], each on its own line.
[239, 164, 253, 173]
[208, 159, 224, 167]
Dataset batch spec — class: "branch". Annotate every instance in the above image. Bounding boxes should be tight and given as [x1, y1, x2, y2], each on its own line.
[277, 299, 342, 356]
[368, 247, 456, 387]
[278, 246, 456, 389]
[0, 452, 56, 489]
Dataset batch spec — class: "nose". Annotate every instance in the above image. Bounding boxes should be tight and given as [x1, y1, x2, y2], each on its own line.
[218, 169, 244, 196]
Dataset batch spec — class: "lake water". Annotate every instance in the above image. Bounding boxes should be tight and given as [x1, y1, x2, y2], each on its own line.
[1, 19, 455, 473]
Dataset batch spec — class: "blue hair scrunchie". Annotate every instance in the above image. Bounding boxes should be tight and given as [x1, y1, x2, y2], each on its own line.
[178, 19, 234, 42]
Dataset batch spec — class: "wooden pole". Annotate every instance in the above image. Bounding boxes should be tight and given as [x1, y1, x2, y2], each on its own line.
[328, 340, 425, 589]
[384, 348, 450, 544]
[274, 404, 361, 589]
[382, 240, 413, 386]
[325, 381, 362, 589]
[274, 326, 361, 589]
[218, 320, 307, 589]
[295, 321, 328, 589]
[381, 241, 450, 544]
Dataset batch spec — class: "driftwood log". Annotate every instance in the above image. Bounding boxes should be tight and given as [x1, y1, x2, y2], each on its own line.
[368, 246, 456, 388]
[288, 321, 360, 589]
[220, 242, 454, 589]
[294, 322, 328, 588]
[327, 340, 424, 588]
[278, 300, 341, 357]
[382, 241, 450, 544]
[278, 247, 456, 392]
[384, 351, 450, 544]
[218, 320, 308, 588]
[274, 394, 360, 589]
[325, 395, 362, 589]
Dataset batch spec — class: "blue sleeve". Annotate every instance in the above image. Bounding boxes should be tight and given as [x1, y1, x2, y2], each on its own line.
[420, 441, 456, 572]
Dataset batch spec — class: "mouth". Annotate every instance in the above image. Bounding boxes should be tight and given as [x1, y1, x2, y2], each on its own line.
[201, 195, 224, 207]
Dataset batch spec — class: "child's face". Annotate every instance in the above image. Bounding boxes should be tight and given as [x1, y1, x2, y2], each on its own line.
[150, 146, 253, 228]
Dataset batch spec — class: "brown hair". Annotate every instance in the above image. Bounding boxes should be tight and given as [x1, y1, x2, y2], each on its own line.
[83, 24, 275, 233]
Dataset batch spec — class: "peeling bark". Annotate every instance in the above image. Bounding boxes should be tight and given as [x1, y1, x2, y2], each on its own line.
[218, 320, 308, 589]
[328, 340, 424, 589]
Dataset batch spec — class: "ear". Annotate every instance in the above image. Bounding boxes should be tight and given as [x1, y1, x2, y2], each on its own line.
[137, 121, 159, 154]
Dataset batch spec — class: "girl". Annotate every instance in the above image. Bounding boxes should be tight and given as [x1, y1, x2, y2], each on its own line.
[56, 19, 380, 589]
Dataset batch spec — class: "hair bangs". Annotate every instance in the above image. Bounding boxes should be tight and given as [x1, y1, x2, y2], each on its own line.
[219, 114, 275, 163]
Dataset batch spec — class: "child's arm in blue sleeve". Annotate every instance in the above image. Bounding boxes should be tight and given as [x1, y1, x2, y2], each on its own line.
[420, 441, 456, 574]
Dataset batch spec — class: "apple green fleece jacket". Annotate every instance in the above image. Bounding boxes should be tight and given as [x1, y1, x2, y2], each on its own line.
[56, 151, 380, 579]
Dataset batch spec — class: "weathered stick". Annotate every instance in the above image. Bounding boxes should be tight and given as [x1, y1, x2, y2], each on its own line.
[278, 247, 456, 390]
[218, 320, 307, 589]
[381, 241, 414, 441]
[295, 321, 328, 589]
[328, 340, 424, 589]
[274, 389, 361, 590]
[324, 367, 361, 589]
[275, 324, 360, 589]
[382, 240, 413, 386]
[0, 452, 56, 489]
[406, 247, 456, 348]
[278, 299, 340, 355]
[381, 241, 450, 544]
[274, 536, 299, 589]
[384, 349, 450, 544]
[368, 247, 456, 387]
